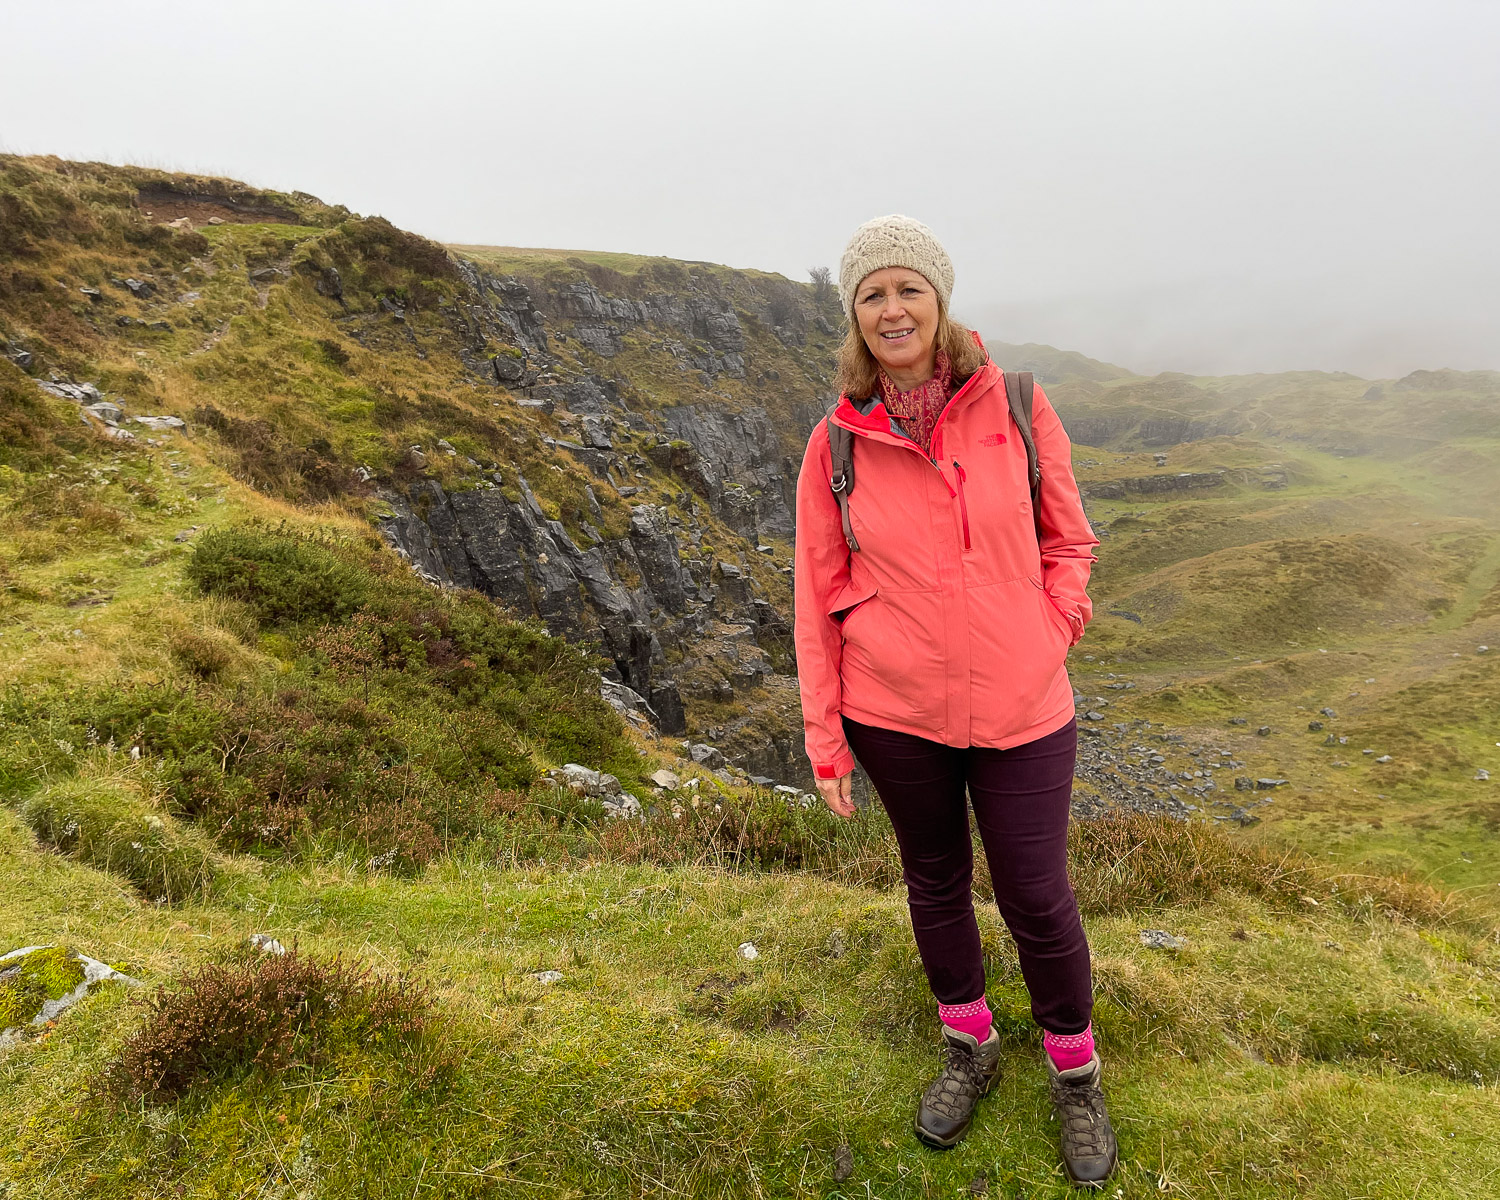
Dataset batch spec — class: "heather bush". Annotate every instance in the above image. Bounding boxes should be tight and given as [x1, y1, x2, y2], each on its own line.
[103, 947, 436, 1103]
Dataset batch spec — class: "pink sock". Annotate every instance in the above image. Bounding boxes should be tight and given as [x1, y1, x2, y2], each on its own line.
[938, 995, 993, 1042]
[1044, 1024, 1095, 1071]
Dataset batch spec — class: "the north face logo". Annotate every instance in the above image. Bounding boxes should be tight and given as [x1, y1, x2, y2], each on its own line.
[979, 432, 1008, 447]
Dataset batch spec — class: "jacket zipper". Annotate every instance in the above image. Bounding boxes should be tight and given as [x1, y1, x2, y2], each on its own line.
[952, 460, 971, 550]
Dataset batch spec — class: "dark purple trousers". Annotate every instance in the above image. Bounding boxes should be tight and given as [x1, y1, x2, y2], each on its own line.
[843, 715, 1092, 1035]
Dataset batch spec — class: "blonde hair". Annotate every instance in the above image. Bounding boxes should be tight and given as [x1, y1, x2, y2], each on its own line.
[833, 299, 987, 399]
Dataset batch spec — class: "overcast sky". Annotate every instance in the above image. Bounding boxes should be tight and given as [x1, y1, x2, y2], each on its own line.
[3, 1, 1496, 377]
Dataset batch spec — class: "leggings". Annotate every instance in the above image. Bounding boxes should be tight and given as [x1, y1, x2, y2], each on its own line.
[843, 715, 1092, 1034]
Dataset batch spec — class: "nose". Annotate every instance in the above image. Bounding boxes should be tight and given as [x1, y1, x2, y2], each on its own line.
[879, 293, 907, 323]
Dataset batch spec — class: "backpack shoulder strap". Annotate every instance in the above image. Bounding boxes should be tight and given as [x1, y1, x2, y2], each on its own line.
[825, 415, 860, 553]
[1003, 370, 1043, 541]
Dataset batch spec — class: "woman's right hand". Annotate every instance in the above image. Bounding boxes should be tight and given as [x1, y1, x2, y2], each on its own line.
[815, 772, 855, 818]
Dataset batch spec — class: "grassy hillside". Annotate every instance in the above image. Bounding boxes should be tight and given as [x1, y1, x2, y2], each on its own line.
[2, 156, 1499, 1197]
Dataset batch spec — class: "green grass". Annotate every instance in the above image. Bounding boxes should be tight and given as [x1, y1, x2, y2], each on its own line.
[3, 847, 1499, 1198]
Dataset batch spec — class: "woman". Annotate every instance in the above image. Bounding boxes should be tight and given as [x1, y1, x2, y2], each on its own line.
[794, 215, 1117, 1186]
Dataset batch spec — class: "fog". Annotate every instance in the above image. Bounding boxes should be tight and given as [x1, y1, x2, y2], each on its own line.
[3, 0, 1496, 378]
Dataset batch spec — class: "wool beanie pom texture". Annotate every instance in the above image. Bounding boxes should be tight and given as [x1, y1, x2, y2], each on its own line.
[837, 214, 954, 320]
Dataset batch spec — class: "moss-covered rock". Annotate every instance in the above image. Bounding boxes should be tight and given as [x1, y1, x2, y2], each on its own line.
[0, 945, 87, 1031]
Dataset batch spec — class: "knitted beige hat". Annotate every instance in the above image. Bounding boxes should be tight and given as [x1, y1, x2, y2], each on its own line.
[837, 214, 954, 320]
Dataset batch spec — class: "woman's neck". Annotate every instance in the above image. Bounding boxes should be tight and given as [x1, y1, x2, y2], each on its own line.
[882, 354, 938, 393]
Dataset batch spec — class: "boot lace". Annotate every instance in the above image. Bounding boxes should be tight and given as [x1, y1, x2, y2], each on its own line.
[1052, 1075, 1110, 1157]
[925, 1043, 987, 1118]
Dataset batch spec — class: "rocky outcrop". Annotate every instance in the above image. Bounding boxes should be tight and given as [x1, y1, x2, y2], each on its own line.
[1081, 471, 1226, 500]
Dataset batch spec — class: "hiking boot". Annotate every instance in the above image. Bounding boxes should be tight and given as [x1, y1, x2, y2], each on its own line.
[913, 1026, 1002, 1149]
[1048, 1052, 1118, 1188]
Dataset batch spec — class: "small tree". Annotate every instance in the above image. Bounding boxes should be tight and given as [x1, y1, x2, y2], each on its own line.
[808, 266, 834, 305]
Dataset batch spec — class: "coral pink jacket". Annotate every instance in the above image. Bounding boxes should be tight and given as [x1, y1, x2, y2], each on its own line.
[794, 355, 1098, 779]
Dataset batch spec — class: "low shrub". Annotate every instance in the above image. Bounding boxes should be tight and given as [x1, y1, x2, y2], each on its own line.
[17, 775, 218, 903]
[103, 947, 436, 1103]
[185, 524, 369, 627]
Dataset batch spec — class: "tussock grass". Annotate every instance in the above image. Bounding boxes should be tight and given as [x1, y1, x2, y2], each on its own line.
[16, 772, 219, 903]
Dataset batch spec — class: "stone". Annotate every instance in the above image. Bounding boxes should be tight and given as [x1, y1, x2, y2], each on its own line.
[602, 793, 642, 819]
[37, 379, 103, 404]
[533, 970, 564, 984]
[774, 784, 800, 798]
[7, 344, 33, 369]
[123, 277, 155, 298]
[83, 401, 124, 425]
[1476, 769, 1490, 781]
[132, 415, 186, 431]
[1257, 726, 1272, 737]
[405, 446, 427, 469]
[247, 934, 287, 955]
[1229, 717, 1248, 726]
[173, 526, 199, 543]
[436, 439, 458, 456]
[1084, 710, 1106, 721]
[1478, 646, 1489, 654]
[689, 742, 725, 769]
[79, 286, 102, 302]
[737, 942, 759, 961]
[0, 946, 140, 1043]
[1139, 929, 1187, 951]
[748, 775, 775, 786]
[146, 321, 172, 332]
[1320, 707, 1337, 717]
[250, 267, 282, 283]
[649, 768, 681, 790]
[1235, 777, 1253, 791]
[1254, 778, 1289, 789]
[1375, 755, 1393, 764]
[1308, 721, 1323, 732]
[833, 1145, 854, 1184]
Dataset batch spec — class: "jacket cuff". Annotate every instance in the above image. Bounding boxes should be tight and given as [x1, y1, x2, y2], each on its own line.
[812, 748, 856, 780]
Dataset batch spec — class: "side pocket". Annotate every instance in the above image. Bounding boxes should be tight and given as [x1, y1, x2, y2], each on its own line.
[1030, 575, 1074, 642]
[827, 582, 877, 628]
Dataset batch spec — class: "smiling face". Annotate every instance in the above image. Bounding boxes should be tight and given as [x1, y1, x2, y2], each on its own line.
[853, 266, 941, 387]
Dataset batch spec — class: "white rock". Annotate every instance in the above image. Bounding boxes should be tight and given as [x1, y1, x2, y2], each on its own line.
[1477, 769, 1491, 782]
[533, 970, 563, 984]
[247, 934, 287, 955]
[1139, 929, 1187, 951]
[737, 942, 759, 961]
[648, 769, 680, 789]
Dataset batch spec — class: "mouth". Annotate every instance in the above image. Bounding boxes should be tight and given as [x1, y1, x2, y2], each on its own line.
[880, 328, 915, 342]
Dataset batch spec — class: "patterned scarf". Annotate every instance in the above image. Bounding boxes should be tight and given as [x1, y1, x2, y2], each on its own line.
[877, 347, 954, 457]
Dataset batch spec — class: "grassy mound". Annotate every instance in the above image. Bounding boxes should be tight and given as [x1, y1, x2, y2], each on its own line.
[17, 775, 218, 904]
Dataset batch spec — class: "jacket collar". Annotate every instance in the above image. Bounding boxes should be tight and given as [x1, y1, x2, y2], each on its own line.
[831, 336, 1000, 448]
